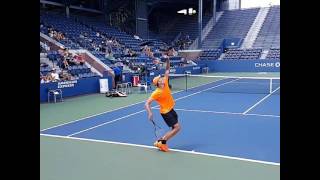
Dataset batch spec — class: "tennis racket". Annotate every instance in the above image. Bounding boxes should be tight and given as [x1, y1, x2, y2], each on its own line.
[150, 118, 163, 139]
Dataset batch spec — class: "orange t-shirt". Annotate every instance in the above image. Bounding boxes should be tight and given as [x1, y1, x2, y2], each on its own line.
[150, 76, 175, 114]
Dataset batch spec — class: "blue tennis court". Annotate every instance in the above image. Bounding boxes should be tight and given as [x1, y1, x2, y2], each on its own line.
[41, 76, 280, 164]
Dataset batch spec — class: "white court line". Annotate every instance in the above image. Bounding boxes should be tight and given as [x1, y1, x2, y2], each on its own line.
[67, 110, 146, 137]
[41, 76, 229, 132]
[67, 78, 240, 137]
[173, 78, 240, 101]
[242, 87, 280, 115]
[154, 108, 280, 118]
[41, 133, 280, 166]
[40, 100, 146, 132]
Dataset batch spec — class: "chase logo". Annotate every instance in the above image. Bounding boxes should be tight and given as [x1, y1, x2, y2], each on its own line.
[255, 62, 280, 68]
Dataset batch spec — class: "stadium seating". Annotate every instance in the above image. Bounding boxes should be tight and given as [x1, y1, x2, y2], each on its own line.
[199, 49, 222, 60]
[223, 48, 262, 60]
[253, 6, 280, 49]
[149, 14, 211, 46]
[265, 48, 280, 60]
[202, 8, 260, 49]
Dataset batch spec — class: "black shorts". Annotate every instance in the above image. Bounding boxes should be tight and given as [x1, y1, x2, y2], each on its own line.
[161, 109, 178, 128]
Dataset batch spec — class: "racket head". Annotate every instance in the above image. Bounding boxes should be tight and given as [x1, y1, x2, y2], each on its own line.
[150, 118, 164, 139]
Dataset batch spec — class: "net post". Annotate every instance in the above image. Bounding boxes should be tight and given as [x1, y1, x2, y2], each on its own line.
[185, 71, 191, 91]
[185, 73, 187, 91]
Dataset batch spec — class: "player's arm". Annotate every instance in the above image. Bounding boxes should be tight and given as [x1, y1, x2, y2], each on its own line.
[145, 97, 154, 121]
[164, 55, 170, 77]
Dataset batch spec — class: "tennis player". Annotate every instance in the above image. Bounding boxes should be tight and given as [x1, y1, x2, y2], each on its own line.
[145, 48, 181, 152]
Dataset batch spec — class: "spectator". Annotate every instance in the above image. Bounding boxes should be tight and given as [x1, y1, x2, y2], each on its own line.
[66, 52, 76, 65]
[42, 73, 53, 83]
[44, 43, 50, 51]
[59, 70, 72, 81]
[40, 75, 49, 83]
[49, 30, 53, 38]
[172, 48, 178, 56]
[62, 58, 69, 69]
[153, 57, 160, 65]
[124, 48, 130, 56]
[134, 34, 141, 41]
[185, 35, 190, 42]
[50, 69, 60, 82]
[112, 66, 122, 87]
[74, 54, 85, 65]
[105, 49, 115, 60]
[98, 44, 102, 52]
[40, 76, 45, 83]
[128, 49, 136, 57]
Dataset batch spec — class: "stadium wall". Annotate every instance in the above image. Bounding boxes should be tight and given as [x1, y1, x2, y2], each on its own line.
[196, 59, 280, 72]
[40, 76, 113, 103]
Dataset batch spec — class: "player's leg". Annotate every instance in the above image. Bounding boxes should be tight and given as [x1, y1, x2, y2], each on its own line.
[162, 122, 181, 141]
[155, 109, 180, 152]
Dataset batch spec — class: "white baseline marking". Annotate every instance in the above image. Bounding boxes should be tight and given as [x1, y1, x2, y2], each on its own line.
[242, 87, 280, 115]
[67, 78, 240, 136]
[41, 133, 280, 166]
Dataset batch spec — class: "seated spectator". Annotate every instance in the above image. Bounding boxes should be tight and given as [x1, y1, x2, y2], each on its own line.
[153, 57, 161, 65]
[62, 58, 69, 69]
[185, 35, 190, 42]
[172, 48, 178, 56]
[50, 69, 60, 82]
[98, 44, 102, 52]
[106, 39, 113, 47]
[49, 30, 54, 38]
[105, 49, 115, 60]
[124, 48, 130, 56]
[40, 75, 47, 84]
[66, 52, 76, 65]
[128, 49, 136, 57]
[41, 73, 53, 83]
[59, 70, 72, 81]
[74, 54, 85, 65]
[79, 33, 84, 39]
[134, 34, 141, 41]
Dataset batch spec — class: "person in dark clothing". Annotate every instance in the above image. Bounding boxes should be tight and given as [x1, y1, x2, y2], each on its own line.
[113, 66, 122, 88]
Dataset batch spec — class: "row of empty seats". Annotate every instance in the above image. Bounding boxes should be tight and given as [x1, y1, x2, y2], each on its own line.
[266, 48, 280, 60]
[150, 14, 211, 47]
[253, 6, 280, 49]
[200, 49, 222, 60]
[202, 8, 260, 49]
[223, 48, 262, 60]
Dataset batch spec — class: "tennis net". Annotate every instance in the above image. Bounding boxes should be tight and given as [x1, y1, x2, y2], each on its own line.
[168, 74, 280, 94]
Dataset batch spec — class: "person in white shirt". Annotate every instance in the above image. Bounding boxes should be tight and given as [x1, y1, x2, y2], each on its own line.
[50, 69, 60, 81]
